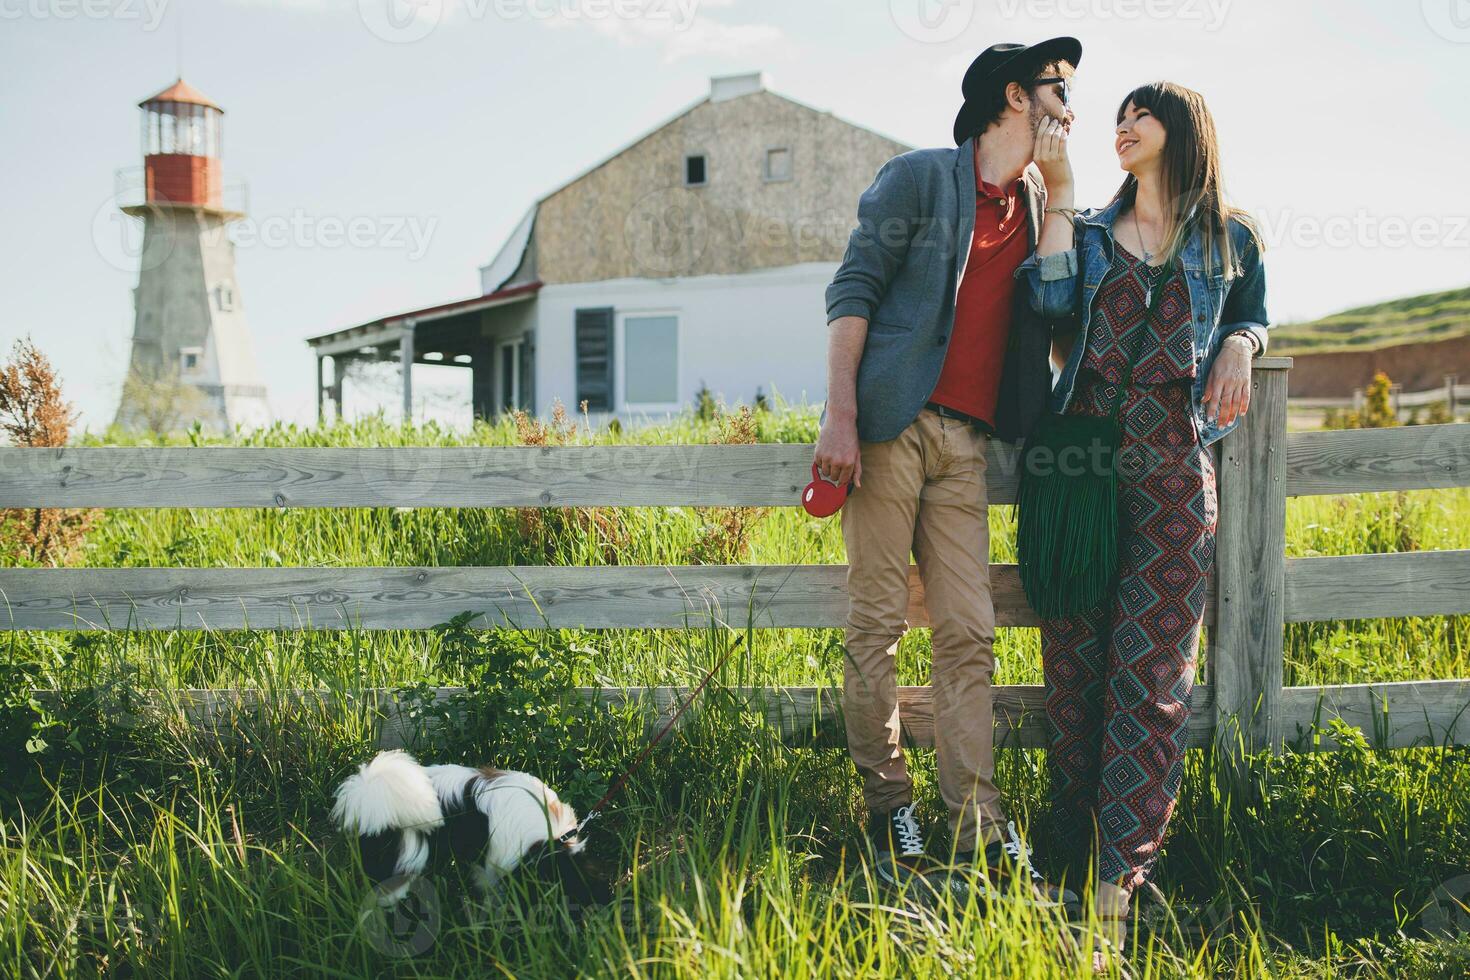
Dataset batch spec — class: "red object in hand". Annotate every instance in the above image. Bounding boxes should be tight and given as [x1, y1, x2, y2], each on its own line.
[802, 462, 852, 518]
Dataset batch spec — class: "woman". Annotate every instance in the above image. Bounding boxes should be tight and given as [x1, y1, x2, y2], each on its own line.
[1017, 81, 1270, 963]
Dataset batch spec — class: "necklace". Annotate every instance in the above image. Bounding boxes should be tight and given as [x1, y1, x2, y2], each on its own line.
[1131, 206, 1161, 304]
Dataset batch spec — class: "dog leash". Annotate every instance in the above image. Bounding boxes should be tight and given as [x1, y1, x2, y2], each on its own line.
[555, 638, 746, 847]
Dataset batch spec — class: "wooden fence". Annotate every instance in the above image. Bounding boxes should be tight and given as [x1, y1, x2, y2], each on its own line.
[3, 358, 1469, 760]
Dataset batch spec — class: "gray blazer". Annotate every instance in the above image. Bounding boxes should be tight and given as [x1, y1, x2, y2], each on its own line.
[822, 134, 1054, 445]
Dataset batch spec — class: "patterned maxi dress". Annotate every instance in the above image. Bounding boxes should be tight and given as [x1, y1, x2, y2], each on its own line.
[1040, 240, 1219, 893]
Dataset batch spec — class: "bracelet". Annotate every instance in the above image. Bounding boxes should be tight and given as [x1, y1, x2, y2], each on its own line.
[1044, 206, 1079, 220]
[1225, 330, 1260, 356]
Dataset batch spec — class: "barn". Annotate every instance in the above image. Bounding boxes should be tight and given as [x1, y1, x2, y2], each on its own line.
[305, 72, 910, 425]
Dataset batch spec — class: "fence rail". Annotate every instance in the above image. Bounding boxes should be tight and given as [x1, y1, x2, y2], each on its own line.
[5, 357, 1470, 760]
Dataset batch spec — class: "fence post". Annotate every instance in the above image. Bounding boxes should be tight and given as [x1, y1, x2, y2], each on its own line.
[1212, 357, 1291, 784]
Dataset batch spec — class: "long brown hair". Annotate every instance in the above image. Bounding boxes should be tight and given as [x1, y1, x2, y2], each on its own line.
[1111, 81, 1259, 278]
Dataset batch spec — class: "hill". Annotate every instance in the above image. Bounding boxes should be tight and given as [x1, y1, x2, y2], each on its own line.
[1272, 284, 1470, 354]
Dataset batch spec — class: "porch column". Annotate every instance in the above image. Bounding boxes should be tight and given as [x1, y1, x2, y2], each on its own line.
[315, 354, 325, 424]
[399, 320, 416, 424]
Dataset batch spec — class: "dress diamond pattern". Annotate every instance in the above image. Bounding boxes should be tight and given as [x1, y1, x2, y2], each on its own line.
[1041, 242, 1218, 892]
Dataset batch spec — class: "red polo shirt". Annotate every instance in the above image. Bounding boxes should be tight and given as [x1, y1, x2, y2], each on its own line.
[927, 162, 1030, 429]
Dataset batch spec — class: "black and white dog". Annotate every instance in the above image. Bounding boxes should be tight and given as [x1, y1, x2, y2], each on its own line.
[331, 750, 605, 908]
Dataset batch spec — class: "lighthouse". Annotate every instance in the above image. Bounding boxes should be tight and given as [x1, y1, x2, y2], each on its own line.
[115, 79, 270, 433]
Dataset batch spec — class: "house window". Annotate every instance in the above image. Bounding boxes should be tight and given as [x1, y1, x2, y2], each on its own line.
[763, 146, 792, 182]
[179, 346, 203, 373]
[684, 154, 707, 187]
[213, 282, 235, 311]
[575, 307, 614, 411]
[622, 314, 678, 406]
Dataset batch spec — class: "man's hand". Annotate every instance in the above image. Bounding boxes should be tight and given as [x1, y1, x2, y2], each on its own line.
[1202, 335, 1253, 427]
[1033, 116, 1074, 202]
[814, 414, 861, 490]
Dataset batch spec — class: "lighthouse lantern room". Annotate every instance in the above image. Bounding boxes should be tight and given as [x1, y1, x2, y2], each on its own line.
[140, 80, 224, 208]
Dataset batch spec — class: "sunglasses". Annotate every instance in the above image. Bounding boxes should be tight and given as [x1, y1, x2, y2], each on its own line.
[1033, 76, 1072, 107]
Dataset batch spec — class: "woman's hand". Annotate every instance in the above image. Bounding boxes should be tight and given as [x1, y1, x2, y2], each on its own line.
[1202, 334, 1254, 427]
[1033, 117, 1074, 202]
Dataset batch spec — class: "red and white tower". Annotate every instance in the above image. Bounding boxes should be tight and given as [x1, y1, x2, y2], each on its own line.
[115, 79, 270, 432]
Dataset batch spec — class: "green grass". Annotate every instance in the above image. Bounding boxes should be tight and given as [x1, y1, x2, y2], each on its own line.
[1272, 285, 1470, 354]
[2, 409, 1468, 977]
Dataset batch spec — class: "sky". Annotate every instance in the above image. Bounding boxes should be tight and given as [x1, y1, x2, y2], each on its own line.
[3, 0, 1468, 432]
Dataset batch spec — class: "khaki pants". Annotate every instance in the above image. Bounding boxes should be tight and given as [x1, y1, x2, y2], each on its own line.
[840, 407, 1004, 852]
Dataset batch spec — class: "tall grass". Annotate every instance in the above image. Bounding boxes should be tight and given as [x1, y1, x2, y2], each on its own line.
[1, 409, 1467, 977]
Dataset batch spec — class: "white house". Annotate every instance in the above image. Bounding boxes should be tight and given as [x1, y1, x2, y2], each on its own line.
[306, 72, 910, 425]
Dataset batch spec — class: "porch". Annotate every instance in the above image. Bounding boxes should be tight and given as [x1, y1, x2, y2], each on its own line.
[306, 281, 540, 423]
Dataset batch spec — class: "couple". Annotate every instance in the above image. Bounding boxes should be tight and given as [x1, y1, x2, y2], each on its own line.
[813, 35, 1270, 960]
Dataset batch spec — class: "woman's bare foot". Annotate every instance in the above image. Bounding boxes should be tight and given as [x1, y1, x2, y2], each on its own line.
[1090, 881, 1133, 974]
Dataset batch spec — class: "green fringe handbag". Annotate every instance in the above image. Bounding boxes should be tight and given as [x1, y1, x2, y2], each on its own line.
[1015, 257, 1176, 619]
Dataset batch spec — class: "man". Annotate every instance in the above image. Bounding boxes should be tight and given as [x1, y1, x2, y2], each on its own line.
[815, 38, 1081, 902]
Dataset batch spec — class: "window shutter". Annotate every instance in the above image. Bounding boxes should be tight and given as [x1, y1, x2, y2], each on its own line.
[575, 307, 614, 411]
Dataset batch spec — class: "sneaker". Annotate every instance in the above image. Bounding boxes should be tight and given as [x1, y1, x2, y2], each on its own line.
[866, 804, 934, 887]
[967, 820, 1078, 908]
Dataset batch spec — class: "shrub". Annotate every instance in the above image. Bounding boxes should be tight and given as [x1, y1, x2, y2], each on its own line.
[686, 405, 767, 565]
[512, 398, 634, 564]
[1359, 371, 1400, 429]
[0, 338, 94, 564]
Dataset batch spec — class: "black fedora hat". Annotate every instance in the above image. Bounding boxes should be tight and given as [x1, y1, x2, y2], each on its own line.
[952, 36, 1082, 146]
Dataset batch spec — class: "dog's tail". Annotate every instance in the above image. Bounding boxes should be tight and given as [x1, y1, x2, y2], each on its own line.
[332, 749, 444, 835]
[331, 750, 445, 890]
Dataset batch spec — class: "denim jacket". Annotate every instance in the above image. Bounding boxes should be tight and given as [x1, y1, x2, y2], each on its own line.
[821, 137, 1055, 445]
[1014, 197, 1271, 447]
